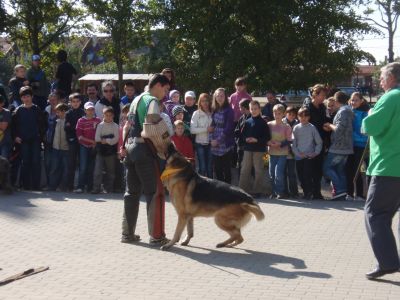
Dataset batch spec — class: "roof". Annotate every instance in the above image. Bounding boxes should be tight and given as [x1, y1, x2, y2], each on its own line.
[356, 65, 377, 76]
[78, 74, 153, 81]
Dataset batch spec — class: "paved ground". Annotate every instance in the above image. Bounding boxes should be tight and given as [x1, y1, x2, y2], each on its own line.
[0, 191, 399, 300]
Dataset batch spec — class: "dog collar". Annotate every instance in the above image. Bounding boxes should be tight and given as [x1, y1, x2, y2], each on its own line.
[160, 167, 184, 182]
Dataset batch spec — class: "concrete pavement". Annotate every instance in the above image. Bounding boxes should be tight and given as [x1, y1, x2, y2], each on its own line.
[0, 191, 399, 299]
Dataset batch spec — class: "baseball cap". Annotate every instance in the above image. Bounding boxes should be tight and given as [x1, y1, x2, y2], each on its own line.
[84, 102, 95, 110]
[32, 54, 41, 61]
[185, 91, 196, 99]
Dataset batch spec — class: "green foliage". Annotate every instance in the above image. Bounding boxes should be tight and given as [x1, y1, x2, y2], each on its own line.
[6, 0, 88, 55]
[162, 0, 374, 93]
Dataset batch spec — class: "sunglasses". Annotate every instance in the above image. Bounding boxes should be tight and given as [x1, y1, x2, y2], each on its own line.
[103, 89, 114, 93]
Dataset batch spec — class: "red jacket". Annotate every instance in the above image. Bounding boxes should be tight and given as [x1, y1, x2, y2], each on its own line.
[171, 135, 194, 160]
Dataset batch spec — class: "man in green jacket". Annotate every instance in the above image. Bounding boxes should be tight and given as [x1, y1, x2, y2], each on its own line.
[362, 62, 400, 280]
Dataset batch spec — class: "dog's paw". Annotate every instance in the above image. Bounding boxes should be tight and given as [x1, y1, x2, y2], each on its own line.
[216, 243, 225, 248]
[180, 240, 189, 246]
[160, 243, 174, 251]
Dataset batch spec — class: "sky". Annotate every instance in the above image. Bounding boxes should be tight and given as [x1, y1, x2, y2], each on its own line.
[355, 4, 399, 63]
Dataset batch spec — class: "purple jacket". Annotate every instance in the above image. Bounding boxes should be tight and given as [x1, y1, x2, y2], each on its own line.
[211, 107, 235, 155]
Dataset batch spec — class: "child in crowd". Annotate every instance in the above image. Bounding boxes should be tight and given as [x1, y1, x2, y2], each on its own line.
[44, 92, 61, 185]
[48, 103, 69, 191]
[323, 91, 354, 201]
[172, 105, 190, 136]
[282, 106, 299, 198]
[183, 91, 198, 125]
[0, 95, 12, 159]
[210, 88, 235, 183]
[164, 90, 180, 123]
[92, 107, 119, 194]
[65, 93, 84, 191]
[239, 100, 270, 197]
[172, 120, 194, 162]
[74, 102, 101, 193]
[267, 104, 292, 199]
[324, 97, 338, 122]
[120, 81, 137, 110]
[234, 98, 251, 174]
[230, 77, 252, 169]
[190, 93, 213, 177]
[346, 92, 369, 200]
[291, 107, 323, 199]
[12, 86, 46, 190]
[9, 64, 29, 111]
[159, 102, 174, 136]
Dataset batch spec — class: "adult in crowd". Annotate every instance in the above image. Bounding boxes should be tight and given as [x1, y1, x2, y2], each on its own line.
[27, 54, 50, 111]
[261, 91, 286, 122]
[83, 82, 100, 107]
[55, 50, 77, 99]
[95, 81, 121, 123]
[120, 73, 170, 245]
[0, 95, 12, 158]
[362, 62, 400, 279]
[302, 84, 329, 200]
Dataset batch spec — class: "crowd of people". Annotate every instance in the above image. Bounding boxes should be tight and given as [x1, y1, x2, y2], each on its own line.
[0, 56, 371, 202]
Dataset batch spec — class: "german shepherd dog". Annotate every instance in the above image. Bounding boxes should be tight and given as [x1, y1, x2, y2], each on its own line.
[160, 145, 265, 251]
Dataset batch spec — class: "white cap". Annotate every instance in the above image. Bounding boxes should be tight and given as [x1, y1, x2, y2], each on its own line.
[84, 102, 95, 110]
[185, 91, 196, 99]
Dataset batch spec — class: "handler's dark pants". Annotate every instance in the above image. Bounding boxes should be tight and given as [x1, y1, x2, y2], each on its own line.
[123, 143, 165, 239]
[365, 176, 400, 270]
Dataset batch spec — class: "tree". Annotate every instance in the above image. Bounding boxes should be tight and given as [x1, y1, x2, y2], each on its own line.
[163, 0, 374, 93]
[362, 1, 400, 62]
[83, 0, 156, 95]
[6, 0, 87, 55]
[0, 1, 7, 33]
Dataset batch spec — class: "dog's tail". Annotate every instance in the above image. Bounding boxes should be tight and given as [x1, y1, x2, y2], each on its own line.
[241, 203, 265, 221]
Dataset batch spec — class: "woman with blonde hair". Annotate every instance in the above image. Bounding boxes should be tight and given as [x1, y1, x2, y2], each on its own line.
[190, 93, 213, 177]
[209, 88, 235, 183]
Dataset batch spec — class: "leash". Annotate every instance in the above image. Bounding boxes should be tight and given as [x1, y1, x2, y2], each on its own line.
[353, 137, 369, 186]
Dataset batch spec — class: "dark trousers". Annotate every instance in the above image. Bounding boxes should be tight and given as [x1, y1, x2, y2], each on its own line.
[33, 95, 48, 111]
[213, 150, 232, 184]
[20, 140, 41, 190]
[365, 176, 400, 270]
[284, 158, 298, 196]
[123, 143, 165, 239]
[296, 158, 314, 196]
[312, 152, 324, 197]
[346, 146, 369, 197]
[67, 141, 79, 190]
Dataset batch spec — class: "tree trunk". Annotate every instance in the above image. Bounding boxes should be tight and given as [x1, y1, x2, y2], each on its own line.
[116, 56, 124, 98]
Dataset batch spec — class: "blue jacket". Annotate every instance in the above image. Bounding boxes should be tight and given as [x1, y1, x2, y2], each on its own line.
[242, 115, 271, 152]
[353, 103, 369, 148]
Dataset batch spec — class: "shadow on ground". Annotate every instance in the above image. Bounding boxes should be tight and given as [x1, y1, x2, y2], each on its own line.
[134, 242, 331, 279]
[258, 197, 365, 212]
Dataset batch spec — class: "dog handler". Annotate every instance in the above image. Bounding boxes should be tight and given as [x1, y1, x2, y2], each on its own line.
[120, 74, 170, 245]
[362, 62, 400, 279]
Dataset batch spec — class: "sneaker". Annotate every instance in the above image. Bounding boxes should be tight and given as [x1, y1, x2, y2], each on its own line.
[312, 194, 325, 200]
[345, 195, 354, 201]
[121, 234, 141, 243]
[269, 193, 277, 199]
[91, 189, 101, 194]
[330, 192, 347, 201]
[74, 188, 83, 193]
[355, 196, 366, 201]
[276, 194, 288, 200]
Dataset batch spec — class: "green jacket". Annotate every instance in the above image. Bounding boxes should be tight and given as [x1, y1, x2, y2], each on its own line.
[362, 88, 400, 177]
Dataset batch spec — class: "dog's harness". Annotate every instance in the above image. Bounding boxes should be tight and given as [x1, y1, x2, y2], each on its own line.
[160, 167, 184, 183]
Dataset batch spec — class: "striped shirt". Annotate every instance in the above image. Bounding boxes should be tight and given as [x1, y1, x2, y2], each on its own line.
[76, 116, 101, 148]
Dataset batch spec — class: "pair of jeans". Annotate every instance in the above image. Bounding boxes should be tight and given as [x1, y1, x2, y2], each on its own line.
[93, 154, 116, 192]
[49, 149, 69, 190]
[0, 143, 11, 159]
[323, 152, 348, 195]
[213, 150, 232, 183]
[20, 139, 41, 190]
[284, 158, 298, 196]
[78, 145, 96, 191]
[195, 143, 213, 178]
[269, 155, 287, 195]
[239, 151, 268, 194]
[296, 158, 314, 196]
